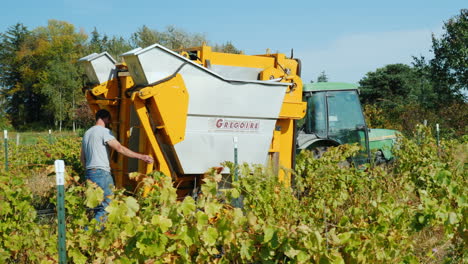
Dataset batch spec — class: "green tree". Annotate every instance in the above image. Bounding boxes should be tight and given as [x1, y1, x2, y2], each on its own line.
[0, 23, 47, 128]
[411, 56, 438, 109]
[130, 25, 161, 48]
[0, 91, 11, 129]
[359, 64, 422, 107]
[213, 41, 241, 54]
[358, 10, 467, 136]
[86, 27, 132, 61]
[359, 62, 466, 137]
[358, 64, 433, 134]
[0, 22, 242, 130]
[428, 9, 467, 104]
[360, 10, 466, 109]
[131, 25, 207, 50]
[160, 25, 206, 49]
[88, 27, 105, 53]
[32, 20, 87, 131]
[317, 71, 328, 82]
[104, 36, 132, 61]
[0, 24, 29, 89]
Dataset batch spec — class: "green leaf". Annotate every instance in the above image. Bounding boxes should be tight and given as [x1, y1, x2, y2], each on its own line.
[285, 247, 299, 258]
[448, 212, 458, 225]
[68, 248, 88, 264]
[339, 215, 350, 226]
[178, 196, 196, 215]
[136, 235, 167, 257]
[418, 215, 425, 224]
[85, 182, 104, 208]
[263, 226, 275, 243]
[435, 170, 451, 185]
[152, 215, 173, 232]
[202, 227, 218, 246]
[106, 202, 127, 222]
[297, 250, 310, 262]
[231, 188, 240, 198]
[124, 196, 139, 217]
[337, 232, 352, 244]
[247, 211, 257, 226]
[457, 195, 467, 207]
[232, 208, 245, 226]
[329, 251, 345, 264]
[196, 211, 208, 227]
[205, 201, 222, 217]
[314, 231, 323, 248]
[201, 179, 218, 196]
[177, 226, 194, 246]
[240, 240, 253, 260]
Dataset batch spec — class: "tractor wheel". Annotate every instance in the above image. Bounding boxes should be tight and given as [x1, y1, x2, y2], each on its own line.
[312, 146, 328, 159]
[311, 146, 350, 167]
[374, 150, 387, 165]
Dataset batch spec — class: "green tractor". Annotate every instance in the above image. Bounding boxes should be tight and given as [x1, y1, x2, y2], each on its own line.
[296, 82, 398, 165]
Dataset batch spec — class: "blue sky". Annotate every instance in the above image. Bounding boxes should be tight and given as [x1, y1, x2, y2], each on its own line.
[0, 0, 465, 83]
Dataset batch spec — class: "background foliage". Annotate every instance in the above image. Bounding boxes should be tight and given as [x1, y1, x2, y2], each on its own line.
[359, 9, 467, 138]
[0, 10, 466, 135]
[0, 22, 241, 131]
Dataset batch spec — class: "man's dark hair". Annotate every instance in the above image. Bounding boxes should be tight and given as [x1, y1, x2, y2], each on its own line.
[95, 109, 111, 121]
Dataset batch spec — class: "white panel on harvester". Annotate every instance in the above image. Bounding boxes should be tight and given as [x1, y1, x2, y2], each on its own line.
[122, 44, 289, 174]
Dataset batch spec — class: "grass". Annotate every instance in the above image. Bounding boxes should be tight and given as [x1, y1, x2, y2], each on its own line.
[4, 131, 78, 145]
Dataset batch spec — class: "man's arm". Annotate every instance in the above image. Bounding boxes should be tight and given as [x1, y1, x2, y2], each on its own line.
[106, 139, 154, 163]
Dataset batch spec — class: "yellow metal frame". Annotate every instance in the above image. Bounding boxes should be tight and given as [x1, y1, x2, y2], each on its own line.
[129, 73, 189, 178]
[83, 45, 306, 191]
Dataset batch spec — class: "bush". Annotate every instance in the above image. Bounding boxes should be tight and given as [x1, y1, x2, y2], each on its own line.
[363, 102, 467, 139]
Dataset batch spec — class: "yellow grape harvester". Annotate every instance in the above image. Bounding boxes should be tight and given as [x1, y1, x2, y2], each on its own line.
[79, 44, 306, 196]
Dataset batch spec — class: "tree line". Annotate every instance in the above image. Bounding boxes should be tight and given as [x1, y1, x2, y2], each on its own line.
[314, 10, 466, 138]
[359, 9, 466, 138]
[0, 21, 239, 131]
[0, 10, 466, 138]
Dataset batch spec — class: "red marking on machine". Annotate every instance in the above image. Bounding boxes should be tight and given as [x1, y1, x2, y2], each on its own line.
[214, 118, 260, 131]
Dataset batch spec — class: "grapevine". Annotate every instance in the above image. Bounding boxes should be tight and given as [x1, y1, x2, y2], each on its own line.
[0, 129, 466, 263]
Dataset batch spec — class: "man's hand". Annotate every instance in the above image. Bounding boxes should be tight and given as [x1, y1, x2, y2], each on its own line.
[140, 155, 154, 164]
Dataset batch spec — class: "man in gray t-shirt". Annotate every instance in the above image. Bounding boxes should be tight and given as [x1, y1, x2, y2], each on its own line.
[80, 109, 153, 223]
[82, 125, 115, 172]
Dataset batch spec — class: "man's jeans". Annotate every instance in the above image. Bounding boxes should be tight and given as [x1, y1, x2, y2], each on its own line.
[86, 169, 114, 223]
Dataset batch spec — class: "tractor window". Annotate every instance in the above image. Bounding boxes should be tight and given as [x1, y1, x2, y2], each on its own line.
[327, 91, 365, 132]
[305, 92, 327, 137]
[326, 90, 366, 145]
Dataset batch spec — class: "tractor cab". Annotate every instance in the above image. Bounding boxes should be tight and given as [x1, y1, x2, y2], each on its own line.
[297, 82, 371, 165]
